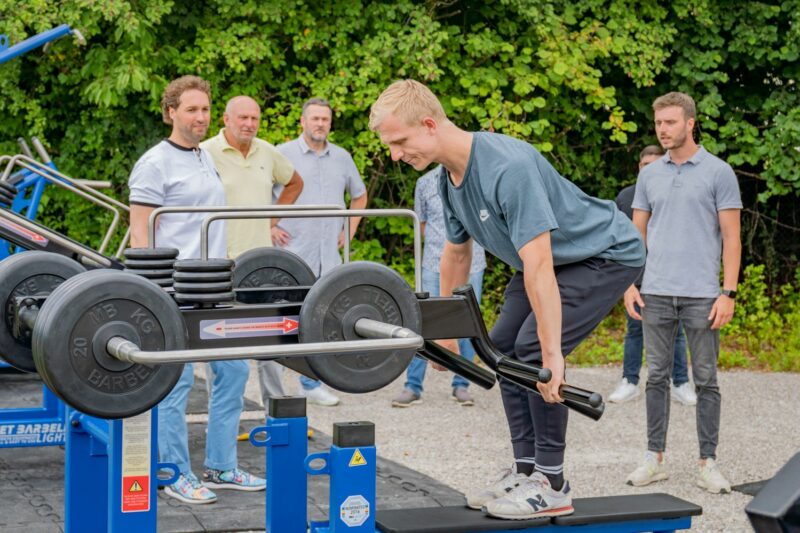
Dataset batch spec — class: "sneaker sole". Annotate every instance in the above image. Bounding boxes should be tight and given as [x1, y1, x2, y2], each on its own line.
[391, 399, 422, 408]
[696, 479, 731, 494]
[203, 481, 266, 492]
[485, 504, 574, 520]
[450, 396, 474, 406]
[306, 399, 340, 406]
[626, 472, 668, 487]
[609, 392, 641, 404]
[164, 486, 218, 504]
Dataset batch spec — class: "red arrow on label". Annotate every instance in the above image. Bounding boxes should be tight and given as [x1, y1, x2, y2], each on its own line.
[202, 317, 299, 338]
[0, 218, 48, 244]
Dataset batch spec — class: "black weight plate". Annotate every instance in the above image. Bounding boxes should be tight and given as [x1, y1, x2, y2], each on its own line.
[174, 258, 234, 272]
[299, 262, 421, 393]
[233, 247, 316, 288]
[173, 270, 233, 283]
[0, 192, 14, 206]
[123, 258, 176, 269]
[174, 291, 236, 304]
[32, 270, 187, 419]
[123, 247, 179, 260]
[0, 181, 18, 195]
[148, 277, 174, 288]
[172, 281, 233, 293]
[123, 268, 174, 279]
[0, 252, 86, 372]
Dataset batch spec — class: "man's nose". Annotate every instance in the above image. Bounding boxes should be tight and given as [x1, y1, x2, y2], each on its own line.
[389, 147, 402, 161]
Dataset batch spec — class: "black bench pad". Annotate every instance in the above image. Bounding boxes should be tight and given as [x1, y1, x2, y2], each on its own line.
[376, 493, 701, 533]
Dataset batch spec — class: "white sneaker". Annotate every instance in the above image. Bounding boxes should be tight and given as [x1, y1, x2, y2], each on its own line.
[465, 465, 529, 510]
[484, 472, 574, 519]
[301, 386, 340, 406]
[671, 382, 697, 406]
[697, 458, 731, 494]
[626, 451, 668, 487]
[609, 378, 641, 403]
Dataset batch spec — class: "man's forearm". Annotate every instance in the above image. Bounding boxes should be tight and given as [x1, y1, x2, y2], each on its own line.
[439, 245, 470, 297]
[272, 172, 304, 227]
[347, 193, 368, 239]
[523, 266, 563, 362]
[721, 236, 741, 290]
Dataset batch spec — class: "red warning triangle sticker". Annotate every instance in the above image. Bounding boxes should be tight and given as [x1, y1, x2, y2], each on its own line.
[129, 480, 143, 492]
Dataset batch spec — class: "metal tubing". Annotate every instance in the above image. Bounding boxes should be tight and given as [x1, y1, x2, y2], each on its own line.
[17, 138, 34, 159]
[0, 24, 73, 65]
[418, 341, 496, 390]
[107, 330, 424, 366]
[353, 318, 418, 340]
[200, 208, 423, 292]
[0, 209, 114, 266]
[71, 412, 110, 446]
[30, 137, 51, 164]
[147, 204, 343, 251]
[18, 305, 38, 331]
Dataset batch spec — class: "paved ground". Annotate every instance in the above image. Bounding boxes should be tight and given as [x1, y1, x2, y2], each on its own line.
[265, 363, 800, 533]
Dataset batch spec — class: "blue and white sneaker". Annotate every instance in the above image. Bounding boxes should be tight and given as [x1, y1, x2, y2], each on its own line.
[202, 467, 266, 491]
[466, 465, 529, 510]
[484, 472, 573, 519]
[164, 472, 218, 504]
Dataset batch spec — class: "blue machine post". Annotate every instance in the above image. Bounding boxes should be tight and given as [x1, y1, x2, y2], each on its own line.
[0, 383, 65, 447]
[0, 24, 76, 64]
[251, 396, 309, 533]
[308, 421, 377, 533]
[65, 407, 159, 533]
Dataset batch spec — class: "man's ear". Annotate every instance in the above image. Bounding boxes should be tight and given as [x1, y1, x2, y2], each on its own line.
[421, 116, 438, 134]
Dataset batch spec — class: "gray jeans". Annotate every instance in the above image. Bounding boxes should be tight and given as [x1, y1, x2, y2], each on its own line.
[642, 294, 721, 459]
[257, 360, 286, 407]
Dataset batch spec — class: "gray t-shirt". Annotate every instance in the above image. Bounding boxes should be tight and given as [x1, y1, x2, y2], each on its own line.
[632, 147, 742, 298]
[128, 140, 227, 260]
[416, 168, 486, 273]
[440, 132, 645, 271]
[274, 136, 367, 276]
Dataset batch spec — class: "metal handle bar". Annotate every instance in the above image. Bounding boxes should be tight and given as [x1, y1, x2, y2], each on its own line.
[147, 204, 345, 251]
[17, 139, 34, 159]
[106, 317, 423, 365]
[0, 209, 114, 267]
[30, 137, 51, 164]
[200, 208, 423, 292]
[1, 157, 123, 254]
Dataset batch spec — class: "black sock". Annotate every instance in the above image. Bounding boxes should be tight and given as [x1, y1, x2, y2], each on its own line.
[516, 460, 535, 476]
[544, 472, 564, 491]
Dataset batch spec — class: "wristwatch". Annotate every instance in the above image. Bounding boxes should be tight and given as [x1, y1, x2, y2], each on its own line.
[721, 289, 737, 299]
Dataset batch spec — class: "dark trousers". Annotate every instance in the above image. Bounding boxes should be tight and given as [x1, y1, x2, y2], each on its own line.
[490, 258, 641, 475]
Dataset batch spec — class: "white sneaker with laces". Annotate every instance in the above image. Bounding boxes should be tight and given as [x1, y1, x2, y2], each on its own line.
[301, 386, 340, 406]
[609, 378, 641, 403]
[671, 382, 697, 406]
[626, 451, 668, 486]
[697, 458, 731, 494]
[465, 465, 529, 510]
[483, 472, 574, 519]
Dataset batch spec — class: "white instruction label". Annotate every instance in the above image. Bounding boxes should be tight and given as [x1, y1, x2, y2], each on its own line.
[340, 494, 370, 527]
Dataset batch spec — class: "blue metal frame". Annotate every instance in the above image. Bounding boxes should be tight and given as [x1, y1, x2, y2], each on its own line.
[65, 407, 167, 533]
[251, 407, 310, 533]
[0, 24, 75, 65]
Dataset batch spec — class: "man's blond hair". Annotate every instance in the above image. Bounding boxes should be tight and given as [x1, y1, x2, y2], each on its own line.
[369, 79, 447, 130]
[652, 92, 696, 120]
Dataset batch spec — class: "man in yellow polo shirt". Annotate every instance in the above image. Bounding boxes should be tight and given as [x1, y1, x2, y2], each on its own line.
[201, 95, 304, 401]
[202, 95, 303, 258]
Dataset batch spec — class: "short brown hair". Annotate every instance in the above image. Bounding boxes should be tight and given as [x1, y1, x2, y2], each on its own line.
[652, 92, 696, 120]
[369, 79, 448, 130]
[161, 75, 211, 125]
[302, 97, 333, 116]
[639, 144, 665, 161]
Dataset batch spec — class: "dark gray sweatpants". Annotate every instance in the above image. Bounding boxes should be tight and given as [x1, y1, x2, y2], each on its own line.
[489, 258, 641, 476]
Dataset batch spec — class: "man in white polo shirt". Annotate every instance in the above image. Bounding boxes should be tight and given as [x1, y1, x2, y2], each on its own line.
[201, 96, 304, 403]
[128, 76, 265, 505]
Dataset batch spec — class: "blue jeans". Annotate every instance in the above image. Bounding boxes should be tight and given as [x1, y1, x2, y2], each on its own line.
[158, 360, 250, 474]
[623, 303, 689, 386]
[404, 268, 484, 395]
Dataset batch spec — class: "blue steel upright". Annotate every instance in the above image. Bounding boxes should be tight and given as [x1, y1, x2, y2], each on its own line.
[308, 421, 377, 533]
[0, 24, 78, 65]
[251, 396, 310, 533]
[65, 407, 160, 533]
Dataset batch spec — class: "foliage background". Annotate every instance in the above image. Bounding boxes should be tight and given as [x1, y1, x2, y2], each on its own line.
[1, 0, 798, 369]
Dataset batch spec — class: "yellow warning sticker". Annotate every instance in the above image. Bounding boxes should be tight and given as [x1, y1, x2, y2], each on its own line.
[349, 448, 367, 467]
[129, 480, 143, 492]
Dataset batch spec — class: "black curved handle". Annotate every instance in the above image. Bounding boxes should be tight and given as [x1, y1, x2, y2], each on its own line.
[418, 341, 496, 390]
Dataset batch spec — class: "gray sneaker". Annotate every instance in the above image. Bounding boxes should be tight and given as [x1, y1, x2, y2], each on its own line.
[451, 387, 474, 406]
[391, 388, 422, 408]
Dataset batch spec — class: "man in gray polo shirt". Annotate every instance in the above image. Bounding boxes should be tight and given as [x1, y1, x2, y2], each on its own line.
[271, 97, 368, 406]
[370, 80, 644, 520]
[624, 92, 742, 494]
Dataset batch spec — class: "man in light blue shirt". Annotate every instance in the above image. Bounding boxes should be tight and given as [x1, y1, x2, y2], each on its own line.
[392, 167, 487, 407]
[270, 98, 368, 406]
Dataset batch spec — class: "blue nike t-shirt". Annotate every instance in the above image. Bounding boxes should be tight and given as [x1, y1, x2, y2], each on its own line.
[439, 132, 645, 271]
